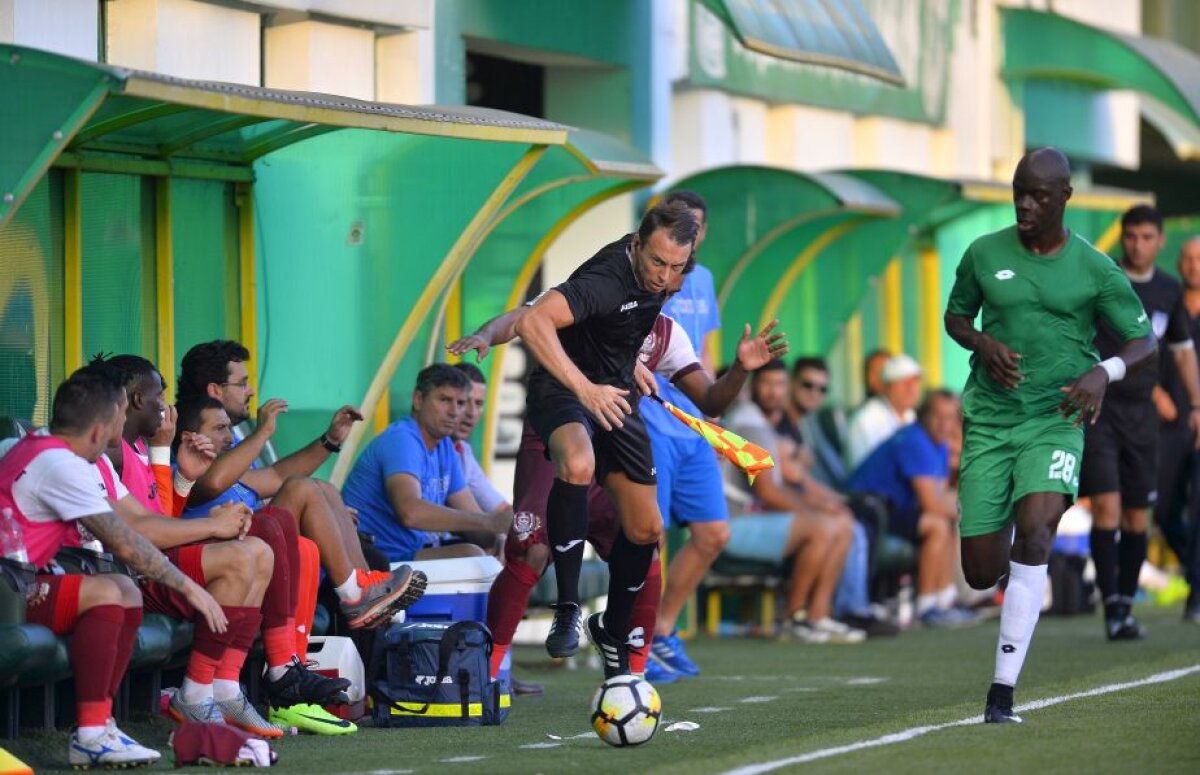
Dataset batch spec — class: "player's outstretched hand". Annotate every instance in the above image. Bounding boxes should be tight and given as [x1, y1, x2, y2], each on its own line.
[633, 361, 657, 397]
[579, 383, 631, 431]
[1059, 365, 1108, 426]
[326, 405, 365, 445]
[447, 333, 490, 362]
[978, 334, 1022, 390]
[737, 319, 789, 371]
[256, 398, 289, 437]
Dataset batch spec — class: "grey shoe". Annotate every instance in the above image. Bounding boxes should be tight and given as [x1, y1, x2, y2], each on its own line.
[216, 692, 284, 738]
[167, 691, 223, 725]
[340, 566, 427, 629]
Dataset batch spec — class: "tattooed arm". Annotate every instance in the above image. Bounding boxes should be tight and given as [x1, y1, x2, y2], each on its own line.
[80, 511, 228, 633]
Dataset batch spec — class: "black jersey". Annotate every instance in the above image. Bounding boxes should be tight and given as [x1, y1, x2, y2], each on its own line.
[529, 235, 666, 396]
[1094, 267, 1192, 402]
[1160, 306, 1200, 430]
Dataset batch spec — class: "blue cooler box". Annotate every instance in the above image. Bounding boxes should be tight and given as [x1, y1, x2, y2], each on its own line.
[395, 555, 502, 623]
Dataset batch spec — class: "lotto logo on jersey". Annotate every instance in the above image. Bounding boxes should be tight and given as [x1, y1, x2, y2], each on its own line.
[994, 269, 1015, 280]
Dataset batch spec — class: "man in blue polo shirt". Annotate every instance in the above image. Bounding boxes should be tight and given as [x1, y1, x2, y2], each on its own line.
[848, 389, 974, 627]
[344, 364, 513, 563]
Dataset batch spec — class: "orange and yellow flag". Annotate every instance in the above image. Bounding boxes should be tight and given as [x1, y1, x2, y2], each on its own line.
[650, 396, 775, 483]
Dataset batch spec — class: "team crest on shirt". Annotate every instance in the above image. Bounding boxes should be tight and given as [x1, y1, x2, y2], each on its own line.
[512, 511, 541, 541]
[638, 330, 657, 364]
[1151, 311, 1169, 339]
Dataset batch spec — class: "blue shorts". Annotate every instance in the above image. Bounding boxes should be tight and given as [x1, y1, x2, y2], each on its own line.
[651, 431, 728, 529]
[724, 514, 792, 564]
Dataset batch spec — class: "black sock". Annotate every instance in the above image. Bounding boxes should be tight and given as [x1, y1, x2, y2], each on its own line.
[546, 479, 590, 605]
[987, 682, 1014, 707]
[602, 529, 656, 640]
[1117, 530, 1147, 601]
[1091, 528, 1118, 603]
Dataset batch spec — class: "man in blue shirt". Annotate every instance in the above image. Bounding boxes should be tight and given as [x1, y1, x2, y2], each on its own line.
[642, 191, 730, 680]
[848, 389, 973, 627]
[344, 364, 513, 563]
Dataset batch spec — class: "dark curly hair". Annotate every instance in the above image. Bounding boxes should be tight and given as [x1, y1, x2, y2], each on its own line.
[178, 340, 250, 402]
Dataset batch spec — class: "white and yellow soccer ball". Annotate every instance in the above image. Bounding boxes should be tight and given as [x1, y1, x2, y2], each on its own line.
[590, 675, 661, 747]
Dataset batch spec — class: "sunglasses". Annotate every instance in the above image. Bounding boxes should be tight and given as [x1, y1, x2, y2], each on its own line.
[800, 380, 828, 394]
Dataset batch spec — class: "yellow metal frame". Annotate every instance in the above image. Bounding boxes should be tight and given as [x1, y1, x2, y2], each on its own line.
[918, 247, 944, 387]
[959, 182, 1153, 212]
[1094, 214, 1124, 255]
[881, 257, 903, 354]
[63, 169, 83, 375]
[236, 181, 258, 414]
[442, 280, 463, 364]
[331, 144, 550, 486]
[478, 180, 648, 470]
[758, 216, 876, 329]
[844, 311, 864, 403]
[155, 178, 175, 402]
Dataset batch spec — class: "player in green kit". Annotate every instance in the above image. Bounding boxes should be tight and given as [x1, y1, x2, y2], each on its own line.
[944, 148, 1157, 724]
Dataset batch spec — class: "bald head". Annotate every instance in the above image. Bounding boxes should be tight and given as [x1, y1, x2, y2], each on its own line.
[1012, 147, 1073, 250]
[1179, 236, 1200, 291]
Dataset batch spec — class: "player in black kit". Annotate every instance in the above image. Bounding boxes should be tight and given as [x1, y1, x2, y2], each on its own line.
[1079, 205, 1200, 639]
[514, 201, 698, 677]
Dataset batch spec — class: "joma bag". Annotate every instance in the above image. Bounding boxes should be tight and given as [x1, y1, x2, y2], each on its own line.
[369, 621, 509, 727]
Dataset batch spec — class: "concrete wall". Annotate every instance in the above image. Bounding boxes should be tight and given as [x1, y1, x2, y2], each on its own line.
[0, 0, 98, 59]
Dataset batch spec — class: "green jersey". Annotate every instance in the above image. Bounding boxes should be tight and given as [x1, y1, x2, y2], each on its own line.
[946, 225, 1150, 426]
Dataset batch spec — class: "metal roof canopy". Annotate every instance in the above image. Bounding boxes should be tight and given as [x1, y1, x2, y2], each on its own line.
[696, 0, 905, 85]
[0, 45, 658, 229]
[1002, 8, 1200, 161]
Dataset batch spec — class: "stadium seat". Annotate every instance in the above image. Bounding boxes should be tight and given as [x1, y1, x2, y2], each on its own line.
[703, 553, 782, 637]
[0, 558, 59, 739]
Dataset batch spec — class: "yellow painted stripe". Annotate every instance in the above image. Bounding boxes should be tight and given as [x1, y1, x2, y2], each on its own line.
[758, 217, 872, 330]
[479, 180, 648, 471]
[156, 179, 175, 402]
[918, 248, 943, 386]
[331, 145, 549, 486]
[845, 312, 863, 405]
[881, 258, 903, 354]
[1093, 214, 1124, 255]
[959, 183, 1153, 212]
[389, 702, 489, 718]
[373, 390, 390, 436]
[63, 168, 83, 374]
[443, 280, 463, 364]
[236, 181, 258, 415]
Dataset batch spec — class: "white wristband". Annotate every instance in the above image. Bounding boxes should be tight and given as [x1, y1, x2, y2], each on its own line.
[1099, 357, 1126, 383]
[173, 469, 195, 498]
[148, 446, 171, 466]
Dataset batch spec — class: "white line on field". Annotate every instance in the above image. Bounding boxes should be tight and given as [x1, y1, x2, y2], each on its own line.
[691, 706, 733, 713]
[739, 696, 779, 704]
[440, 756, 487, 763]
[723, 664, 1200, 775]
[520, 743, 562, 749]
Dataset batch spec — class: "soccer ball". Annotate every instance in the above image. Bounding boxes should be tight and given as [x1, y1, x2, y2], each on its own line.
[590, 675, 661, 747]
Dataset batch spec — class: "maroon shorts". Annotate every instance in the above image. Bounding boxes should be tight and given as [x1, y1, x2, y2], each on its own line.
[505, 424, 619, 565]
[140, 543, 208, 619]
[25, 573, 82, 636]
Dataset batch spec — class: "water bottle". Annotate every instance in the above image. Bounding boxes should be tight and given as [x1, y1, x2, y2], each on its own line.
[1, 507, 29, 563]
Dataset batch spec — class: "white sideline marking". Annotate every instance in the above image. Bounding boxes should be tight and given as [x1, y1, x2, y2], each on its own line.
[739, 696, 779, 704]
[846, 677, 886, 686]
[440, 756, 487, 763]
[723, 664, 1200, 775]
[691, 706, 733, 713]
[520, 743, 563, 749]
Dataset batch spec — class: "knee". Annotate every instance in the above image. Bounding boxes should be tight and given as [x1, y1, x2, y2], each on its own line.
[281, 475, 319, 501]
[87, 575, 135, 609]
[690, 522, 730, 557]
[525, 543, 551, 574]
[964, 566, 1000, 591]
[244, 536, 274, 578]
[555, 457, 594, 486]
[626, 520, 663, 546]
[112, 574, 142, 607]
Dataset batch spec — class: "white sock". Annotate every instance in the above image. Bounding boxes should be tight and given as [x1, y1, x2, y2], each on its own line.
[213, 679, 242, 702]
[77, 725, 107, 740]
[179, 677, 214, 704]
[916, 593, 938, 616]
[266, 664, 289, 682]
[936, 584, 958, 610]
[993, 561, 1048, 687]
[334, 571, 362, 603]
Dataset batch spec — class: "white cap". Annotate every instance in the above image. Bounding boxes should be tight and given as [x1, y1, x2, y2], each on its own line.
[881, 354, 922, 383]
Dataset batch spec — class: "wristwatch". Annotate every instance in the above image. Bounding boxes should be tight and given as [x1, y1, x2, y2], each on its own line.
[319, 433, 342, 454]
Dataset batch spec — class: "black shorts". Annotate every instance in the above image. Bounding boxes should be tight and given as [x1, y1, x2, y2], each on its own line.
[526, 388, 657, 486]
[1078, 399, 1158, 507]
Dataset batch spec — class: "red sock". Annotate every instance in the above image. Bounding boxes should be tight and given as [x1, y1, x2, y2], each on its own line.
[215, 608, 263, 682]
[294, 537, 320, 659]
[486, 561, 540, 679]
[70, 605, 126, 727]
[107, 606, 143, 697]
[263, 626, 296, 671]
[247, 512, 293, 631]
[187, 610, 230, 686]
[628, 557, 662, 675]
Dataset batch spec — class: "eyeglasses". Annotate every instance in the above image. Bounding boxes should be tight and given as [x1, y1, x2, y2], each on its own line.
[800, 381, 828, 394]
[220, 379, 251, 389]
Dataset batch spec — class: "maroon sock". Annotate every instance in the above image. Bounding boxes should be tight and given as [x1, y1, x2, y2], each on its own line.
[106, 606, 143, 697]
[215, 607, 263, 682]
[247, 512, 294, 630]
[71, 605, 126, 726]
[486, 560, 540, 649]
[628, 557, 662, 674]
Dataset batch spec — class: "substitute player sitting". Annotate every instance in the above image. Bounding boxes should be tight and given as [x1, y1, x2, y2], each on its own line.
[944, 147, 1156, 724]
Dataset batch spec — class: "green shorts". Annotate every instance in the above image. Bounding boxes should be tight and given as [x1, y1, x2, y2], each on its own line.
[958, 413, 1083, 538]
